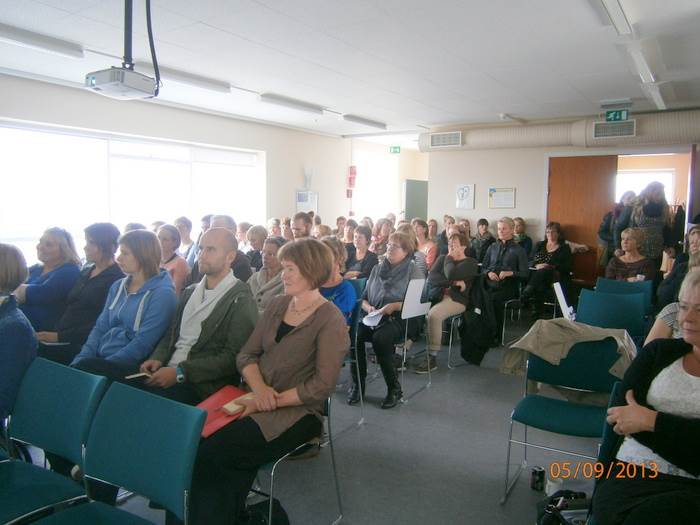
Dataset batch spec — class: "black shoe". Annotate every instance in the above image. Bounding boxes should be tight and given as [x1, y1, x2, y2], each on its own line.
[347, 384, 363, 405]
[381, 387, 402, 409]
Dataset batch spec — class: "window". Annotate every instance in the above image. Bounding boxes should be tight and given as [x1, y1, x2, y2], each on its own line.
[352, 147, 399, 220]
[615, 170, 674, 203]
[0, 126, 265, 265]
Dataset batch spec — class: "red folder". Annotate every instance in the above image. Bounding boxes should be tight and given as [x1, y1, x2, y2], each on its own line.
[197, 385, 252, 438]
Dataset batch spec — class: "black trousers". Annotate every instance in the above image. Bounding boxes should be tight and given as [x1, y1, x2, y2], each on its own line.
[354, 317, 403, 391]
[488, 278, 518, 339]
[592, 465, 700, 525]
[181, 414, 322, 525]
[72, 357, 140, 382]
[526, 268, 556, 311]
[37, 342, 81, 366]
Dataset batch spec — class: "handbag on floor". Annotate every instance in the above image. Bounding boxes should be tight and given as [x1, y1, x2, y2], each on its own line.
[244, 497, 291, 525]
[536, 490, 590, 525]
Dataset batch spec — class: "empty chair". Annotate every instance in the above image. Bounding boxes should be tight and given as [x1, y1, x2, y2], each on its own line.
[576, 289, 646, 338]
[595, 277, 654, 315]
[0, 358, 108, 524]
[33, 382, 205, 524]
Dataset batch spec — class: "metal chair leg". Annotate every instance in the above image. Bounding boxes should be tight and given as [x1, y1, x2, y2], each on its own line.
[501, 420, 527, 505]
[447, 316, 464, 369]
[327, 400, 343, 525]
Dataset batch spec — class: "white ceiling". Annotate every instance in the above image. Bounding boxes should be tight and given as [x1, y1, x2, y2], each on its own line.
[1, 0, 699, 136]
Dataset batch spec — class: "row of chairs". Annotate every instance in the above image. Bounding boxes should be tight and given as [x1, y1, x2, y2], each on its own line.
[2, 359, 342, 525]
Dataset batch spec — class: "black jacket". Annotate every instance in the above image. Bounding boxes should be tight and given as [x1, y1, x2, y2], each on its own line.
[482, 239, 529, 279]
[530, 241, 572, 273]
[610, 338, 700, 476]
[427, 255, 479, 306]
[55, 263, 124, 346]
[656, 261, 688, 310]
[345, 250, 379, 280]
[471, 233, 495, 263]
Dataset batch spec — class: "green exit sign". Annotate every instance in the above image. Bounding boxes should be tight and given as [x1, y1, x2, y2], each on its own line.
[389, 146, 401, 154]
[606, 109, 629, 122]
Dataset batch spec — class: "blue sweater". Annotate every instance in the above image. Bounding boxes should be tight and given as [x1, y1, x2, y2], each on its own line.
[321, 280, 357, 325]
[0, 296, 37, 420]
[72, 270, 177, 368]
[21, 262, 81, 331]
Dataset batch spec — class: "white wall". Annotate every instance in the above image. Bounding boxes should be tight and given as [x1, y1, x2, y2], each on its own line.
[0, 74, 352, 223]
[428, 144, 692, 237]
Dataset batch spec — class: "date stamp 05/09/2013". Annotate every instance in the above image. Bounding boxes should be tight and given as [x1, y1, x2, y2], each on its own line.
[548, 461, 659, 480]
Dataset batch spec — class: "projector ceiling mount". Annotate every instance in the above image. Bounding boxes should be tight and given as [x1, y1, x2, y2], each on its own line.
[85, 0, 161, 100]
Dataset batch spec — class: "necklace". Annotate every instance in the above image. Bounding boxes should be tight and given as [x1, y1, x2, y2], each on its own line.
[290, 296, 323, 315]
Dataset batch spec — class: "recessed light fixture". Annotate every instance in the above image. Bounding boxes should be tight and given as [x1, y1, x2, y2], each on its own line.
[343, 114, 387, 130]
[600, 0, 633, 36]
[259, 93, 324, 115]
[642, 83, 667, 110]
[0, 22, 84, 59]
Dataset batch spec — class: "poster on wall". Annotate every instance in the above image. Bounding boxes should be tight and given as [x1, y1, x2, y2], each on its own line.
[296, 190, 318, 214]
[488, 187, 516, 209]
[456, 184, 475, 209]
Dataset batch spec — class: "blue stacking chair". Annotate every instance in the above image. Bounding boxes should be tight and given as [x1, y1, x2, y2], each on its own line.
[34, 382, 206, 525]
[576, 289, 646, 338]
[595, 277, 654, 315]
[501, 338, 619, 504]
[0, 358, 108, 525]
[257, 397, 342, 525]
[346, 278, 367, 423]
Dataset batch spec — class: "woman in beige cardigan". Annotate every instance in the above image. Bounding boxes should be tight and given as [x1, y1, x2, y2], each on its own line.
[186, 238, 349, 525]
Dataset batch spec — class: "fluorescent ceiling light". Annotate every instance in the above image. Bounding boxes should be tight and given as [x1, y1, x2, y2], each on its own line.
[0, 22, 84, 59]
[322, 108, 343, 119]
[629, 49, 655, 84]
[600, 0, 633, 36]
[259, 93, 324, 115]
[642, 83, 666, 110]
[135, 62, 230, 93]
[343, 114, 387, 130]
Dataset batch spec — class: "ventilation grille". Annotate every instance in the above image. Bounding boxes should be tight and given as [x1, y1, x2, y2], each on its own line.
[593, 120, 636, 139]
[430, 131, 462, 148]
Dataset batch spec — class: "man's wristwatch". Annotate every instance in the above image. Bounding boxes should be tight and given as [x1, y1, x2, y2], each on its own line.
[176, 365, 185, 384]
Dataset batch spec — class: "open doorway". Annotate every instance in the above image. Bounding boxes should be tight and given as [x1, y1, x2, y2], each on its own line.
[616, 153, 690, 206]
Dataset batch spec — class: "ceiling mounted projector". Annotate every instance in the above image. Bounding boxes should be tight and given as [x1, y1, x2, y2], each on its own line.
[85, 67, 156, 100]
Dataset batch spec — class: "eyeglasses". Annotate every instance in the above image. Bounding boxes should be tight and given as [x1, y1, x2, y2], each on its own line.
[386, 243, 401, 251]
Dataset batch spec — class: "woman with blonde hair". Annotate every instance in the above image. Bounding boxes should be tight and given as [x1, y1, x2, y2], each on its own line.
[71, 229, 177, 380]
[658, 225, 700, 309]
[369, 218, 393, 256]
[605, 227, 656, 282]
[0, 244, 37, 421]
[246, 225, 268, 272]
[15, 227, 81, 331]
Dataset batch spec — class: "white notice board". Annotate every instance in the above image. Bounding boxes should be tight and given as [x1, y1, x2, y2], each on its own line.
[488, 187, 516, 209]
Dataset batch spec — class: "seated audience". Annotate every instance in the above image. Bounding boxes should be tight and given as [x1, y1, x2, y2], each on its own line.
[138, 228, 258, 404]
[151, 220, 165, 233]
[345, 225, 379, 280]
[184, 238, 348, 525]
[291, 212, 313, 240]
[281, 217, 294, 242]
[414, 219, 438, 270]
[158, 224, 190, 295]
[513, 217, 533, 257]
[15, 227, 81, 331]
[598, 191, 636, 266]
[191, 215, 252, 283]
[482, 217, 529, 340]
[320, 236, 356, 324]
[0, 244, 37, 421]
[360, 216, 374, 231]
[386, 212, 397, 228]
[124, 222, 146, 232]
[428, 219, 439, 241]
[471, 218, 495, 263]
[343, 218, 358, 261]
[521, 221, 572, 318]
[71, 229, 177, 380]
[312, 224, 332, 239]
[396, 223, 427, 275]
[175, 216, 195, 261]
[350, 232, 423, 409]
[644, 301, 682, 345]
[592, 270, 700, 525]
[458, 218, 472, 239]
[236, 222, 252, 253]
[267, 218, 282, 237]
[334, 216, 346, 237]
[36, 223, 124, 365]
[605, 227, 657, 282]
[186, 214, 212, 268]
[437, 214, 456, 255]
[248, 237, 285, 313]
[246, 225, 268, 272]
[422, 232, 478, 373]
[312, 212, 322, 226]
[369, 218, 393, 256]
[657, 225, 700, 309]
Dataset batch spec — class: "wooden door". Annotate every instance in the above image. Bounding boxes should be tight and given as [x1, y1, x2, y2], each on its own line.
[548, 155, 618, 286]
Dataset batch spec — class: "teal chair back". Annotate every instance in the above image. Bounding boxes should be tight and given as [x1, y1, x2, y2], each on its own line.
[9, 358, 108, 466]
[597, 381, 624, 464]
[576, 289, 645, 337]
[527, 338, 619, 393]
[348, 278, 367, 300]
[595, 277, 653, 314]
[83, 383, 206, 521]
